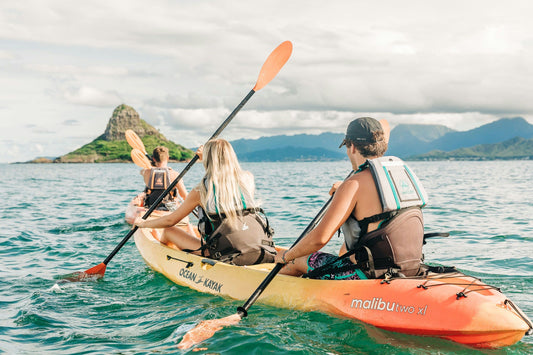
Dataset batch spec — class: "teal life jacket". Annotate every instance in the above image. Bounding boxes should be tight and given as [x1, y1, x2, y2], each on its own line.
[341, 156, 428, 278]
[342, 156, 428, 249]
[196, 178, 276, 266]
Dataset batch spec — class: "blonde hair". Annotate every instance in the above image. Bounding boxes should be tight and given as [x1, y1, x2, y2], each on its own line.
[196, 139, 255, 227]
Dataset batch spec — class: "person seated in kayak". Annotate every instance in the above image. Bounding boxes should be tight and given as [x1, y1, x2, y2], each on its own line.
[133, 139, 276, 266]
[274, 117, 427, 279]
[139, 146, 188, 211]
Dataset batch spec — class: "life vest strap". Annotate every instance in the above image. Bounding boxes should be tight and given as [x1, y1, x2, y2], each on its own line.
[358, 210, 399, 236]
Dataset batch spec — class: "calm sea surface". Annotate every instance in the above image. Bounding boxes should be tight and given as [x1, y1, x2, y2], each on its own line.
[0, 161, 532, 354]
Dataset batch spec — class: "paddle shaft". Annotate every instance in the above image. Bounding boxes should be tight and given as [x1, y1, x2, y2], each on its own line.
[103, 89, 256, 266]
[237, 196, 332, 316]
[236, 170, 355, 317]
[145, 153, 155, 166]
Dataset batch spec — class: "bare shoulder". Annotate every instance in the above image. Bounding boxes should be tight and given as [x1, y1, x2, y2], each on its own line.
[169, 169, 180, 179]
[351, 169, 373, 183]
[337, 170, 374, 195]
[335, 175, 360, 197]
[141, 168, 150, 177]
[241, 170, 255, 186]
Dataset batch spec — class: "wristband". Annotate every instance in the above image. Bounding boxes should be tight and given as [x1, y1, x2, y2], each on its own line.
[282, 250, 294, 264]
[281, 250, 289, 264]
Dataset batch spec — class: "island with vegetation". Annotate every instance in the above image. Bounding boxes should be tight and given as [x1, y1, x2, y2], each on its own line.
[28, 104, 194, 164]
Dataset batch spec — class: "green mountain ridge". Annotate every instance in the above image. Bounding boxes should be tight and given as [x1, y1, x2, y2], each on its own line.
[229, 117, 533, 161]
[57, 133, 194, 163]
[408, 137, 533, 160]
[238, 146, 345, 162]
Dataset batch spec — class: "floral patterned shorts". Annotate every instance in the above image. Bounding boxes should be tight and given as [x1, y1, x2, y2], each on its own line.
[306, 251, 367, 280]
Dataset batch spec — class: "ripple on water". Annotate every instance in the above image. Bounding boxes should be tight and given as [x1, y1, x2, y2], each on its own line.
[1, 162, 532, 353]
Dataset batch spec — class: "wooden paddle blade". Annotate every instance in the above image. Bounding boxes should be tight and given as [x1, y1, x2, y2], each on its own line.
[131, 149, 152, 169]
[253, 41, 293, 92]
[379, 119, 391, 144]
[177, 313, 242, 350]
[125, 129, 147, 153]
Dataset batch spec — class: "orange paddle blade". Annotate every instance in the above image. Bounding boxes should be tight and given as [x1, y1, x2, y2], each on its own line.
[379, 119, 391, 144]
[177, 313, 241, 350]
[253, 41, 293, 92]
[131, 149, 152, 169]
[60, 263, 106, 282]
[125, 129, 146, 153]
[84, 262, 107, 275]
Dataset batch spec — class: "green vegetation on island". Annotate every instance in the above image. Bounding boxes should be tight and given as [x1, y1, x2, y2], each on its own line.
[408, 137, 533, 160]
[52, 104, 194, 163]
[58, 134, 194, 163]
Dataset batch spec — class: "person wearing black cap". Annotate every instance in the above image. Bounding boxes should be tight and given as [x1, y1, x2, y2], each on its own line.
[275, 117, 427, 280]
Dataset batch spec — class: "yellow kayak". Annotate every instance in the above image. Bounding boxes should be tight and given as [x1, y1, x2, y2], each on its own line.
[134, 227, 532, 349]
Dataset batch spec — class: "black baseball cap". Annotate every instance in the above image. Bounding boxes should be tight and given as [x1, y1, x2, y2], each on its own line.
[339, 117, 383, 148]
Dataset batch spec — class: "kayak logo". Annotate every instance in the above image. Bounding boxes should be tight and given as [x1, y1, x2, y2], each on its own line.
[350, 297, 428, 316]
[178, 268, 223, 293]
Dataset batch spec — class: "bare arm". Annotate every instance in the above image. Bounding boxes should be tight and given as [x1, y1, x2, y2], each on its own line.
[134, 189, 201, 229]
[276, 178, 359, 263]
[177, 179, 188, 201]
[141, 169, 150, 185]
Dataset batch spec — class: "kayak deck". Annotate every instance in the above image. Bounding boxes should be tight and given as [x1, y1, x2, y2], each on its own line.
[134, 227, 531, 349]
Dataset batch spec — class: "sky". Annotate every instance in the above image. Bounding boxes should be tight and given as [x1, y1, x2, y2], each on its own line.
[1, 0, 533, 163]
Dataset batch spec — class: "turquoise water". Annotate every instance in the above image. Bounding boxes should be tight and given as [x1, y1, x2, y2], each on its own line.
[0, 161, 532, 354]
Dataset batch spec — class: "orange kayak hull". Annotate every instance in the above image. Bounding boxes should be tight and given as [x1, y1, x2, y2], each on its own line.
[134, 227, 531, 348]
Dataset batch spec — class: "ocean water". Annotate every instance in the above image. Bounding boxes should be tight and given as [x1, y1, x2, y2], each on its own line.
[0, 160, 532, 354]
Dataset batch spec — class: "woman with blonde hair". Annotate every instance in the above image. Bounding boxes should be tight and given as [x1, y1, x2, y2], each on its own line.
[133, 139, 276, 265]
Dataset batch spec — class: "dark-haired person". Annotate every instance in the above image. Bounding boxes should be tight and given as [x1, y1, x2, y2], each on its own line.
[126, 146, 194, 235]
[141, 146, 188, 211]
[275, 117, 428, 280]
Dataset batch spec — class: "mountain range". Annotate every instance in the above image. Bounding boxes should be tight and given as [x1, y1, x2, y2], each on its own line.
[409, 136, 533, 160]
[230, 117, 533, 161]
[24, 111, 533, 163]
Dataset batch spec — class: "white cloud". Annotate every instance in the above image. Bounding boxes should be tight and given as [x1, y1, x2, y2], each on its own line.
[62, 86, 123, 107]
[1, 0, 533, 162]
[0, 50, 16, 60]
[27, 64, 131, 77]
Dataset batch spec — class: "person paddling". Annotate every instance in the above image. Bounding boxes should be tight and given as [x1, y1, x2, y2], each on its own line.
[133, 139, 276, 266]
[275, 117, 428, 279]
[139, 146, 188, 211]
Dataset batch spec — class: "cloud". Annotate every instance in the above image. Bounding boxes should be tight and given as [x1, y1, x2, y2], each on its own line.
[1, 0, 533, 163]
[28, 64, 128, 77]
[62, 86, 122, 107]
[146, 93, 224, 110]
[0, 50, 16, 60]
[62, 119, 80, 126]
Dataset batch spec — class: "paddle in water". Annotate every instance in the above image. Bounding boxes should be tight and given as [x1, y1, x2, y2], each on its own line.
[178, 119, 390, 349]
[64, 40, 293, 281]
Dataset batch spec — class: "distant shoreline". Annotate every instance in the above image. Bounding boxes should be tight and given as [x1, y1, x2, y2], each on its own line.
[13, 158, 192, 164]
[12, 156, 532, 164]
